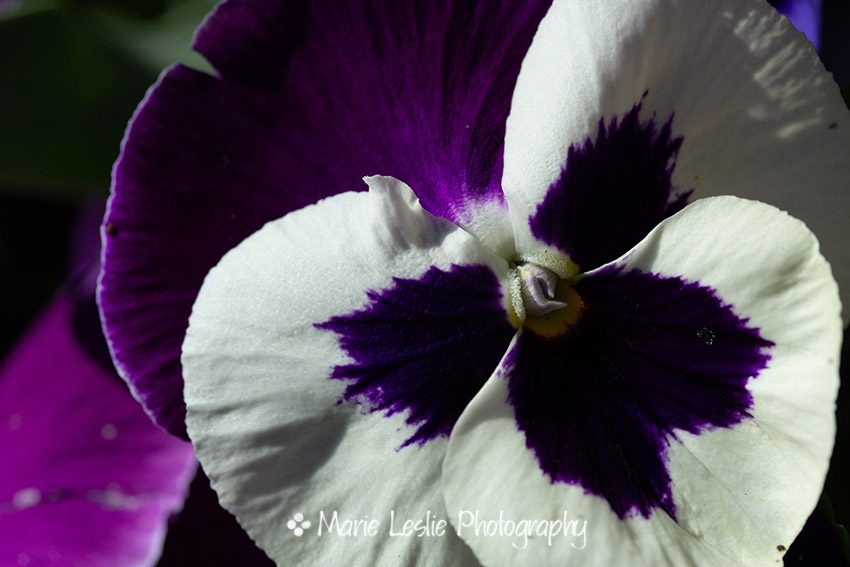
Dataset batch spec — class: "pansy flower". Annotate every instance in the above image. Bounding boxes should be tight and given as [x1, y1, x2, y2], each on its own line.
[99, 0, 849, 565]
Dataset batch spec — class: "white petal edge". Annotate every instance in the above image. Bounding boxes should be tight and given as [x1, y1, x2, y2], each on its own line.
[503, 0, 850, 321]
[443, 196, 841, 566]
[443, 368, 735, 567]
[182, 176, 513, 566]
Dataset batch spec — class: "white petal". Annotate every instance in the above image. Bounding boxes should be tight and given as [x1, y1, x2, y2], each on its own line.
[503, 0, 850, 320]
[183, 176, 512, 566]
[620, 196, 840, 562]
[443, 370, 735, 567]
[443, 196, 841, 565]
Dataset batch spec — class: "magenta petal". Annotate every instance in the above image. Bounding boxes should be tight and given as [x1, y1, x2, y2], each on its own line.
[0, 296, 196, 567]
[100, 0, 551, 436]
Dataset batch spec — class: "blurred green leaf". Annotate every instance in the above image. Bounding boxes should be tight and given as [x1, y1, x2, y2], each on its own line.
[89, 0, 216, 75]
[0, 5, 155, 197]
[0, 0, 48, 22]
[0, 0, 214, 199]
[70, 0, 174, 20]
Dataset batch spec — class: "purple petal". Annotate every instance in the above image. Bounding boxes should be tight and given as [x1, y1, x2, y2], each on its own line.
[770, 0, 822, 49]
[0, 296, 196, 566]
[529, 97, 691, 272]
[192, 0, 306, 87]
[100, 0, 551, 436]
[317, 264, 516, 447]
[506, 265, 772, 520]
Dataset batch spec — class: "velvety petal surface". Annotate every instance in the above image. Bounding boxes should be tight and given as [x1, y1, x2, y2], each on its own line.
[100, 0, 550, 436]
[0, 296, 196, 567]
[503, 0, 850, 318]
[183, 177, 514, 566]
[524, 98, 691, 273]
[443, 197, 841, 566]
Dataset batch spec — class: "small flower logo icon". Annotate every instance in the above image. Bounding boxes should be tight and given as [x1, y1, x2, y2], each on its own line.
[286, 512, 311, 537]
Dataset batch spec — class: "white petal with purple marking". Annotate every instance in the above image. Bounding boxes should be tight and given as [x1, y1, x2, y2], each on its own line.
[443, 196, 840, 566]
[503, 0, 850, 319]
[183, 176, 515, 566]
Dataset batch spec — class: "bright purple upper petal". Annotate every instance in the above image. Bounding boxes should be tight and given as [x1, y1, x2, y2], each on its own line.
[100, 0, 551, 436]
[0, 296, 196, 567]
[506, 265, 773, 520]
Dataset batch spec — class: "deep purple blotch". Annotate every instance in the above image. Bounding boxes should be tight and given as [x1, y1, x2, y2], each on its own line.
[317, 264, 515, 447]
[99, 0, 552, 437]
[530, 98, 691, 272]
[507, 265, 773, 519]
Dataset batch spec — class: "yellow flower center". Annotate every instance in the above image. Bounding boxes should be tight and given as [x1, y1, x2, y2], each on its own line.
[508, 263, 583, 338]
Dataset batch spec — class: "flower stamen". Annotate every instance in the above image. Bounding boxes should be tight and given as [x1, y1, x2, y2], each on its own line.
[509, 263, 583, 337]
